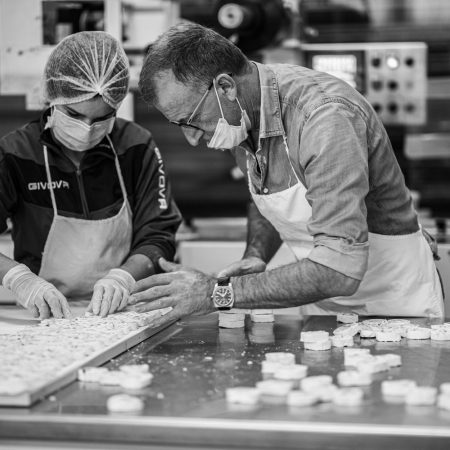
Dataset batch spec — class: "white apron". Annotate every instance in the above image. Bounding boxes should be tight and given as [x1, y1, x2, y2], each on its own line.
[39, 137, 132, 300]
[247, 136, 444, 318]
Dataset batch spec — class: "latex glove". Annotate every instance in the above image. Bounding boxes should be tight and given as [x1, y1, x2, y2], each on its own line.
[88, 268, 135, 317]
[216, 256, 266, 278]
[2, 264, 72, 319]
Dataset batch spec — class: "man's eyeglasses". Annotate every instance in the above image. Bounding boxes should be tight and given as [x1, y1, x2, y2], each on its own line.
[170, 82, 213, 131]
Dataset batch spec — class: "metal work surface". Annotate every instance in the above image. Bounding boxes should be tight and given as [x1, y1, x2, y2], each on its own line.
[1, 313, 450, 449]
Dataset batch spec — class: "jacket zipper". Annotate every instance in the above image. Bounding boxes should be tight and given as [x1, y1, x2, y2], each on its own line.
[76, 168, 89, 218]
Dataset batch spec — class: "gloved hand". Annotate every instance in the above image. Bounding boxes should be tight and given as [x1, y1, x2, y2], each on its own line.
[2, 263, 72, 319]
[88, 268, 135, 317]
[216, 256, 267, 278]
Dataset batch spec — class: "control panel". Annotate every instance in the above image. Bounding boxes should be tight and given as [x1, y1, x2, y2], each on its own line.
[303, 42, 427, 126]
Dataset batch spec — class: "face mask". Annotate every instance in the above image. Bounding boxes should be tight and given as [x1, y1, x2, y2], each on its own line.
[46, 108, 115, 152]
[207, 83, 249, 150]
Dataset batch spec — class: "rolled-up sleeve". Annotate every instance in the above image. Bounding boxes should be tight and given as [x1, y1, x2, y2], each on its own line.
[300, 101, 370, 280]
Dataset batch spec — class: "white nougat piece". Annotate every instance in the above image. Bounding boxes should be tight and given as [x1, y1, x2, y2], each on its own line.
[331, 334, 354, 348]
[99, 370, 125, 386]
[381, 379, 417, 397]
[304, 339, 331, 351]
[431, 328, 450, 341]
[405, 327, 431, 340]
[316, 384, 339, 402]
[300, 330, 329, 343]
[336, 313, 358, 324]
[437, 394, 450, 411]
[333, 323, 360, 337]
[440, 383, 450, 395]
[343, 348, 371, 366]
[265, 352, 296, 365]
[261, 361, 284, 376]
[376, 330, 401, 342]
[376, 353, 402, 368]
[107, 394, 144, 413]
[250, 313, 275, 323]
[359, 325, 377, 339]
[78, 367, 109, 383]
[120, 372, 153, 390]
[226, 387, 260, 405]
[337, 370, 372, 387]
[332, 387, 364, 406]
[300, 375, 333, 392]
[120, 364, 150, 375]
[287, 391, 319, 406]
[361, 319, 388, 327]
[273, 364, 308, 381]
[356, 356, 389, 374]
[405, 386, 437, 406]
[256, 380, 294, 396]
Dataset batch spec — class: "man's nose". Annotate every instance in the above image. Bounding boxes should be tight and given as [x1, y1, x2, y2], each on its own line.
[181, 127, 203, 146]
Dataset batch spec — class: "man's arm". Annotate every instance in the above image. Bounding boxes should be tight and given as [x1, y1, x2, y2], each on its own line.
[243, 201, 282, 262]
[233, 258, 360, 309]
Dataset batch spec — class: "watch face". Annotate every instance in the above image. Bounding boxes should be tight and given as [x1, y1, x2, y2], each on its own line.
[214, 286, 233, 307]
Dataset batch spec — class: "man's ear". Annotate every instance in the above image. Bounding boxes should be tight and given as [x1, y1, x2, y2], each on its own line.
[215, 73, 237, 101]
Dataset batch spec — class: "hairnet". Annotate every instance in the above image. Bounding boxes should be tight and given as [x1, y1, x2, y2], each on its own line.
[43, 31, 129, 109]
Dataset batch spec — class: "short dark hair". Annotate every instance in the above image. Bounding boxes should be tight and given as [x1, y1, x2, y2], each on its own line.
[138, 22, 251, 105]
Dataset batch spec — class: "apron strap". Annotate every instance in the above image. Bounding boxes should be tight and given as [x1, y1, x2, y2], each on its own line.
[43, 145, 58, 216]
[106, 135, 128, 202]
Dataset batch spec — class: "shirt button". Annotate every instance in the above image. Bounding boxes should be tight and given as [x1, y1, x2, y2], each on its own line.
[263, 187, 269, 194]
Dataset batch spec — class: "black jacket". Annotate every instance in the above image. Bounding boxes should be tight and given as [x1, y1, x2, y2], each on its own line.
[0, 110, 182, 274]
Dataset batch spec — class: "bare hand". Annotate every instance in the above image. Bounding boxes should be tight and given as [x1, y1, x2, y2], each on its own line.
[129, 258, 217, 327]
[216, 256, 266, 277]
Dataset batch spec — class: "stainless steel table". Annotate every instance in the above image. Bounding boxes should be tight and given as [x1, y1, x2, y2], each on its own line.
[1, 313, 450, 449]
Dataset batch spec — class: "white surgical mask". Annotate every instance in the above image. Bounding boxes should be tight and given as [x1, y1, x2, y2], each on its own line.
[207, 83, 249, 150]
[46, 108, 115, 152]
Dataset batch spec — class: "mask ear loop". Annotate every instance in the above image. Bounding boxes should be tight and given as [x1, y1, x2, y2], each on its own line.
[213, 81, 225, 119]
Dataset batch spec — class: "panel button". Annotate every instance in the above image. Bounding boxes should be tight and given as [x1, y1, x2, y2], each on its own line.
[371, 57, 382, 68]
[387, 80, 398, 90]
[387, 103, 398, 114]
[371, 80, 383, 90]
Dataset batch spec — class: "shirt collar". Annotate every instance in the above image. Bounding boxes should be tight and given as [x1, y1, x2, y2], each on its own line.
[254, 62, 285, 139]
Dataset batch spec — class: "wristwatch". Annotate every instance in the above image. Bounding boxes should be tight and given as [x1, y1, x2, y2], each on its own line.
[211, 277, 234, 310]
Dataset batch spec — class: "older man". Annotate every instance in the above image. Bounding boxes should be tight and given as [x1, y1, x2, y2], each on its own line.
[133, 22, 443, 325]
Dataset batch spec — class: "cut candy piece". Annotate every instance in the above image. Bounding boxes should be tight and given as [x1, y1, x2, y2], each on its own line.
[337, 313, 358, 324]
[337, 370, 372, 387]
[331, 335, 354, 348]
[332, 387, 364, 406]
[405, 327, 431, 340]
[265, 352, 296, 365]
[107, 394, 144, 413]
[333, 323, 360, 337]
[256, 379, 294, 396]
[300, 375, 333, 392]
[226, 387, 260, 405]
[120, 372, 153, 390]
[300, 330, 329, 342]
[381, 379, 417, 397]
[287, 391, 318, 406]
[120, 364, 150, 375]
[376, 330, 401, 342]
[273, 364, 308, 381]
[78, 367, 109, 383]
[405, 386, 437, 406]
[304, 339, 331, 351]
